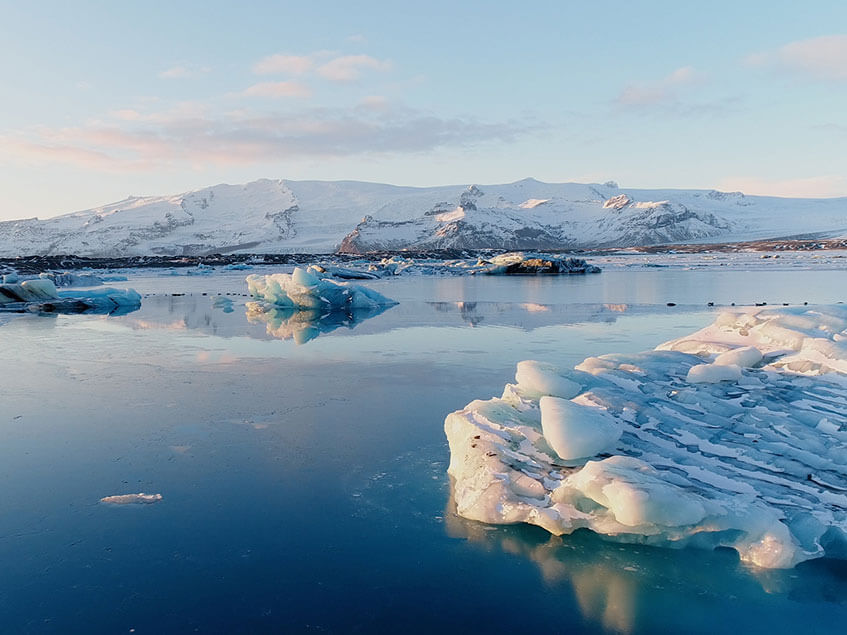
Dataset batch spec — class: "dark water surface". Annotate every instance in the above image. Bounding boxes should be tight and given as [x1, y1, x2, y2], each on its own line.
[1, 269, 846, 633]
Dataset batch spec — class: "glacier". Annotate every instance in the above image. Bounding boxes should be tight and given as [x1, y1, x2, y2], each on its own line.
[445, 305, 847, 568]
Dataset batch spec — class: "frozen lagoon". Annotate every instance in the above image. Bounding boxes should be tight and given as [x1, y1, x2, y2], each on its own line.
[2, 256, 847, 633]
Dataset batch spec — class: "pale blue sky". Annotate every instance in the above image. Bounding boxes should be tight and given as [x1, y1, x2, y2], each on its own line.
[1, 0, 846, 220]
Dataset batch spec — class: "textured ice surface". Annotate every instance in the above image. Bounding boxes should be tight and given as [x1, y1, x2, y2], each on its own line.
[246, 267, 396, 310]
[446, 305, 847, 568]
[100, 493, 162, 505]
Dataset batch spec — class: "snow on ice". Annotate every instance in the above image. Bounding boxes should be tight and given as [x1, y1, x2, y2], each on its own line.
[445, 305, 847, 569]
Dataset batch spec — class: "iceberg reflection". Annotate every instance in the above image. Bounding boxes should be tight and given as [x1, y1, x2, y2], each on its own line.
[245, 302, 395, 344]
[444, 479, 638, 633]
[445, 478, 847, 634]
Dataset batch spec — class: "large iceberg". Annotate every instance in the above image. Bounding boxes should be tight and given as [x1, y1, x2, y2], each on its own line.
[445, 305, 847, 568]
[246, 267, 397, 310]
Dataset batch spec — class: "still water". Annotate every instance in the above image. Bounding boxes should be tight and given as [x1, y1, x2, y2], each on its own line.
[1, 267, 846, 633]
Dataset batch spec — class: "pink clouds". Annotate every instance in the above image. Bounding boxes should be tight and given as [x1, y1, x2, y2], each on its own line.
[252, 54, 315, 75]
[0, 104, 530, 172]
[316, 55, 392, 81]
[159, 64, 211, 79]
[717, 175, 847, 199]
[251, 51, 392, 82]
[746, 34, 847, 81]
[243, 81, 312, 98]
[615, 66, 702, 107]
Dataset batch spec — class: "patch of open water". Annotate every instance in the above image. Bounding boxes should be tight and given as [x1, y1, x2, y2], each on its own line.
[1, 268, 846, 633]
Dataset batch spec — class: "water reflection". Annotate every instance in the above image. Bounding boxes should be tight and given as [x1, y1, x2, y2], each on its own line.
[245, 302, 395, 344]
[444, 478, 847, 634]
[124, 294, 646, 344]
[0, 300, 140, 318]
[427, 301, 631, 328]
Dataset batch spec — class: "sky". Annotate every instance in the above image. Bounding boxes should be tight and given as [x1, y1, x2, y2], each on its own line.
[1, 0, 846, 221]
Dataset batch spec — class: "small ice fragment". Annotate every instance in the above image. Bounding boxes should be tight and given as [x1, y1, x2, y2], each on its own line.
[100, 493, 162, 505]
[686, 363, 742, 383]
[560, 456, 707, 528]
[714, 346, 763, 368]
[540, 395, 621, 460]
[515, 360, 581, 399]
[817, 418, 840, 434]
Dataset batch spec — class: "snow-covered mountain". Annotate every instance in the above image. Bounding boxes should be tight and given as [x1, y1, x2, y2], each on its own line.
[1, 178, 846, 256]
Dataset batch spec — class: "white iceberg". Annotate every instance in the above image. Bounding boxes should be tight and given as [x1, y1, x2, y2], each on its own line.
[246, 267, 397, 310]
[446, 305, 847, 569]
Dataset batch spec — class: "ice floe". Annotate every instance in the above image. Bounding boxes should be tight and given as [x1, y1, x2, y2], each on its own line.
[480, 253, 602, 275]
[0, 278, 141, 314]
[100, 493, 162, 505]
[352, 252, 602, 277]
[246, 266, 397, 310]
[39, 271, 104, 287]
[446, 305, 847, 568]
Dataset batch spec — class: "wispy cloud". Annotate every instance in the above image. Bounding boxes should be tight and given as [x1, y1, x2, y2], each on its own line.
[358, 95, 390, 111]
[718, 174, 847, 198]
[0, 137, 142, 171]
[745, 34, 847, 81]
[612, 66, 735, 117]
[159, 64, 211, 79]
[243, 81, 312, 98]
[0, 103, 533, 171]
[615, 66, 702, 108]
[252, 54, 315, 75]
[317, 54, 391, 81]
[253, 51, 392, 82]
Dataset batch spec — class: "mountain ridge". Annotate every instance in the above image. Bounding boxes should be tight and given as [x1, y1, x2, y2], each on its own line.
[1, 177, 845, 256]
